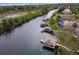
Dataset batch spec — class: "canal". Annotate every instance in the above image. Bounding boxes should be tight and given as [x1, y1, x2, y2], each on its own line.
[0, 15, 55, 55]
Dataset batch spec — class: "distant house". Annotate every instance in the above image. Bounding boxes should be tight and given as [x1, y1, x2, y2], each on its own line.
[62, 9, 72, 14]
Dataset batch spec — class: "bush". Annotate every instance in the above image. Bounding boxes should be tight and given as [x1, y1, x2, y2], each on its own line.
[48, 14, 60, 30]
[52, 23, 59, 30]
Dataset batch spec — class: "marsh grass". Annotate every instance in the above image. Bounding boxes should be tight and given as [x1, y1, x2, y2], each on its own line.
[0, 10, 47, 34]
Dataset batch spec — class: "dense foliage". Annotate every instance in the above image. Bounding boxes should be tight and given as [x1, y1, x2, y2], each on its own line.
[0, 4, 57, 14]
[57, 3, 79, 14]
[0, 10, 46, 34]
[0, 4, 58, 34]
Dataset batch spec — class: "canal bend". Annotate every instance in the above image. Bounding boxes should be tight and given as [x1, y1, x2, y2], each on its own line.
[0, 14, 55, 55]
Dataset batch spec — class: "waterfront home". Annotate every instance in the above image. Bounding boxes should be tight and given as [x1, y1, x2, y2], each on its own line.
[41, 33, 59, 48]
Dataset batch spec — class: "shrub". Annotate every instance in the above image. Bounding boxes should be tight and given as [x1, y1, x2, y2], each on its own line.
[48, 14, 60, 30]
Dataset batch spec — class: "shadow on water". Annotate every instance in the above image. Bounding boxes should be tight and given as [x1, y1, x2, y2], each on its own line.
[42, 46, 59, 55]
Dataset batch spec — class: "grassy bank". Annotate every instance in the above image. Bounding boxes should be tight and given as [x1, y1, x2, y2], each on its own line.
[48, 13, 79, 55]
[48, 13, 60, 30]
[59, 46, 70, 55]
[0, 10, 47, 34]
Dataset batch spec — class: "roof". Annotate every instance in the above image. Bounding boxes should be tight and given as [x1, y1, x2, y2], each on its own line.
[41, 33, 58, 46]
[63, 21, 76, 27]
[62, 9, 72, 14]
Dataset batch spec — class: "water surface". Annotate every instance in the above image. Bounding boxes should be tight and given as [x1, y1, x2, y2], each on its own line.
[0, 15, 55, 55]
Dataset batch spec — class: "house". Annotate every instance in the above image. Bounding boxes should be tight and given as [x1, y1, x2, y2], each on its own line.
[62, 9, 72, 14]
[41, 33, 59, 48]
[61, 21, 77, 33]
